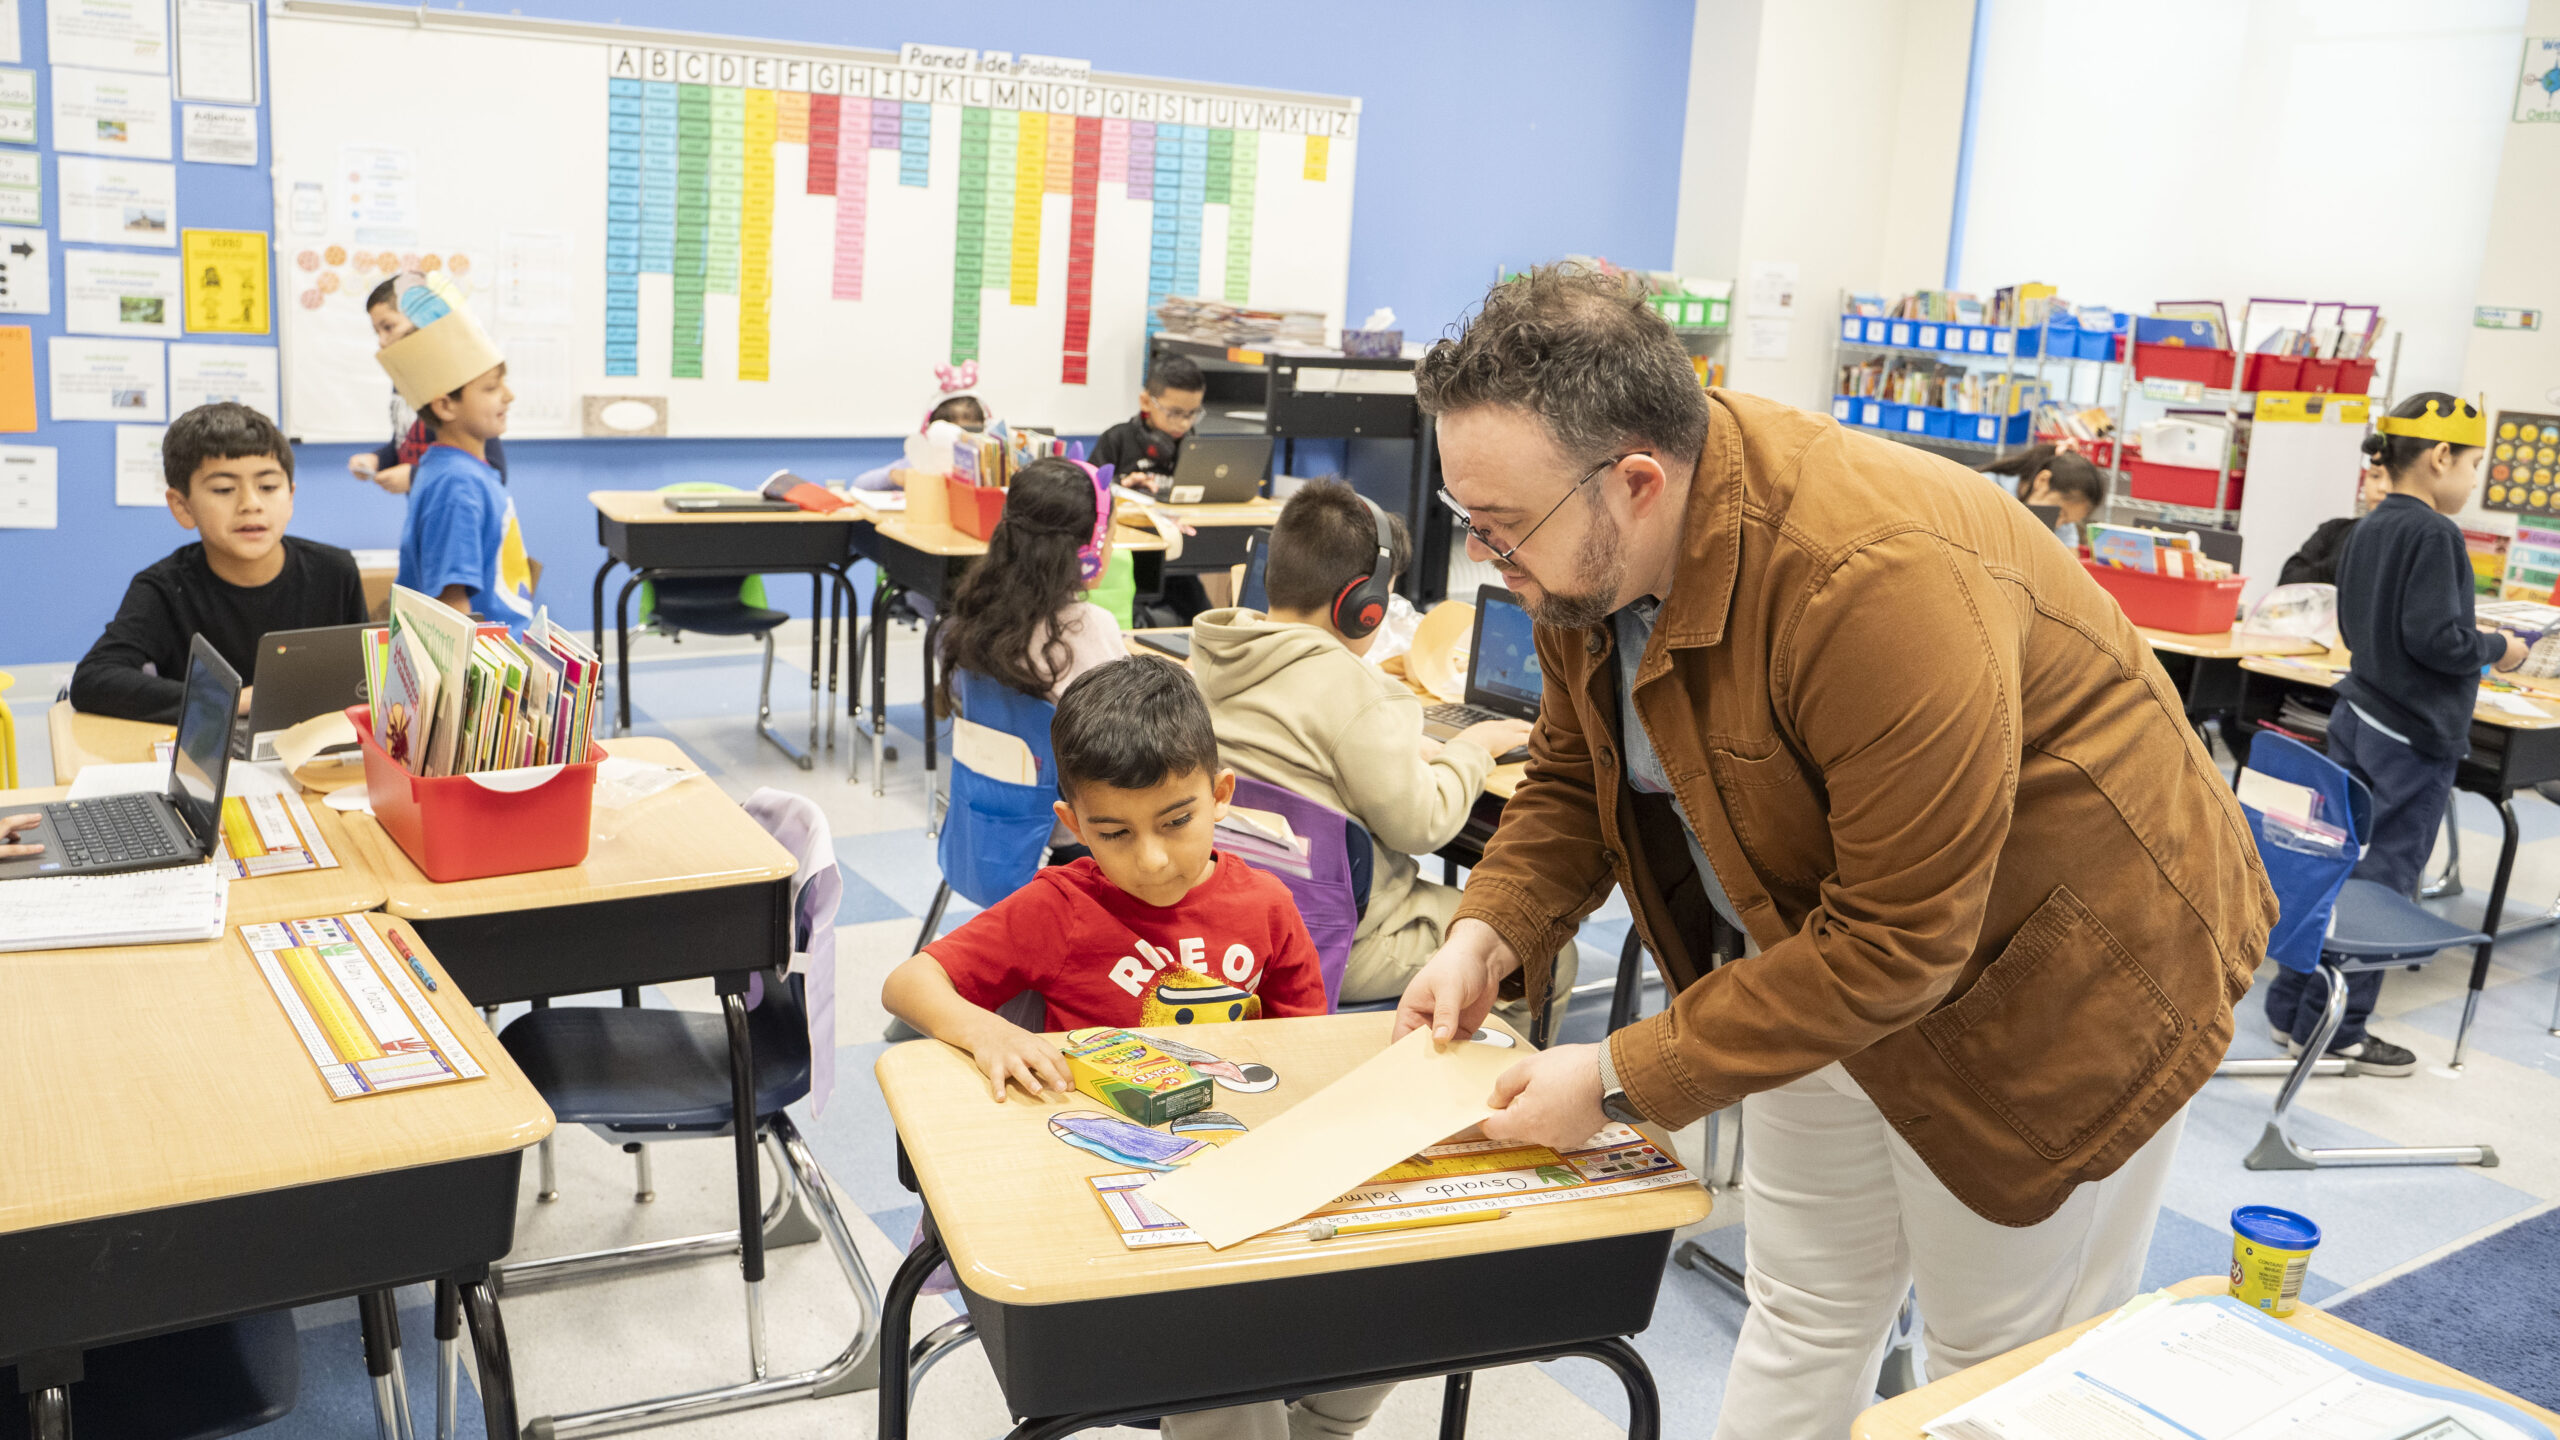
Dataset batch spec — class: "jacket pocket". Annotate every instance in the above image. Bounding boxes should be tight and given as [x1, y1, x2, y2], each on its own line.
[1708, 742, 1830, 888]
[1917, 886, 2186, 1160]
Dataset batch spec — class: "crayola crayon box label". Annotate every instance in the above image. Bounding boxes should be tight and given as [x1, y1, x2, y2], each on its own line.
[1061, 1028, 1213, 1125]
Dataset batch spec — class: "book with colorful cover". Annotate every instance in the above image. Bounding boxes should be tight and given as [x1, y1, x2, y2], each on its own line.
[388, 586, 478, 777]
[375, 626, 440, 771]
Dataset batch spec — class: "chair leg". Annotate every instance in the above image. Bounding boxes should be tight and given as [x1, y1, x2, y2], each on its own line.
[435, 1280, 461, 1440]
[2246, 965, 2499, 1170]
[627, 1141, 656, 1203]
[536, 1135, 558, 1203]
[2421, 808, 2462, 900]
[722, 991, 770, 1382]
[754, 628, 817, 771]
[914, 881, 953, 954]
[907, 1316, 978, 1400]
[361, 1289, 419, 1440]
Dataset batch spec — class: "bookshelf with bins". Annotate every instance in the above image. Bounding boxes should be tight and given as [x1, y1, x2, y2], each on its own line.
[1511, 258, 1732, 389]
[1827, 287, 2124, 463]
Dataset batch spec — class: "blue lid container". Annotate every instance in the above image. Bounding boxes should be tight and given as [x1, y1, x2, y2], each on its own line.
[2231, 1205, 2321, 1249]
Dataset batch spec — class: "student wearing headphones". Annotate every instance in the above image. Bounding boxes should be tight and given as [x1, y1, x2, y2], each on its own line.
[1190, 479, 1578, 1036]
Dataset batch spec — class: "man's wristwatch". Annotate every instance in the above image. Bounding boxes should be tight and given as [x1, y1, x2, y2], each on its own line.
[1596, 1044, 1645, 1125]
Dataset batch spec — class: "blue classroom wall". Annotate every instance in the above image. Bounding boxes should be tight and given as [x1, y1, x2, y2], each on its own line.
[3, 0, 1693, 666]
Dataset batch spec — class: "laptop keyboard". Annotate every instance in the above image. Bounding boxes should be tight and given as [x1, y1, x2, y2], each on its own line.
[44, 795, 179, 869]
[1425, 702, 1510, 729]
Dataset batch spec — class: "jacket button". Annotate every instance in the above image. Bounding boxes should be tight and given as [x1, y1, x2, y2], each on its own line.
[1599, 746, 1615, 767]
[1602, 850, 1619, 868]
[1585, 631, 1606, 655]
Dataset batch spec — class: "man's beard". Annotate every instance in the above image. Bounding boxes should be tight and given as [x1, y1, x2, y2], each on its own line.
[1508, 500, 1626, 630]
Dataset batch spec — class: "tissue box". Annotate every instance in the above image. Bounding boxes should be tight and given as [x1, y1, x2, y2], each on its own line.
[2140, 419, 2228, 470]
[1340, 328, 1403, 359]
[1060, 1028, 1214, 1125]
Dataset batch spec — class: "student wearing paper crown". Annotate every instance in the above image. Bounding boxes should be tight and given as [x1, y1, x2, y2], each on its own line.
[2264, 393, 2521, 1075]
[377, 274, 533, 620]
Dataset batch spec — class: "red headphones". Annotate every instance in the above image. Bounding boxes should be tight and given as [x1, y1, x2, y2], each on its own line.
[1330, 495, 1396, 640]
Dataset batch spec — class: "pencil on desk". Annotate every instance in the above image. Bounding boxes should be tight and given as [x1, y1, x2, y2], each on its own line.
[1307, 1209, 1506, 1241]
[386, 928, 438, 992]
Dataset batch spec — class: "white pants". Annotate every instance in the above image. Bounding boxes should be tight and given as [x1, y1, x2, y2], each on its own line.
[1162, 1384, 1394, 1440]
[1714, 1063, 2186, 1440]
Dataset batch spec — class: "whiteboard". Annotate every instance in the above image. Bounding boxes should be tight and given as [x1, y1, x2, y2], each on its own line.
[266, 6, 1359, 441]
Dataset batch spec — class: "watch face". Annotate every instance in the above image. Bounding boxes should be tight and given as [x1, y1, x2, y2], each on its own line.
[1602, 1092, 1644, 1125]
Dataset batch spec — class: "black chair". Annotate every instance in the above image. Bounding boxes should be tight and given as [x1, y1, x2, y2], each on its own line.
[3, 1311, 297, 1440]
[493, 973, 879, 1430]
[639, 574, 811, 768]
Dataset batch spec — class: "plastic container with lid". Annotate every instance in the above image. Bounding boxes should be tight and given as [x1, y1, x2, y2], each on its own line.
[2230, 1205, 2322, 1316]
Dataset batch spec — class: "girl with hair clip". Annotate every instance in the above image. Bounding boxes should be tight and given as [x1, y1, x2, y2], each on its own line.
[2265, 392, 2523, 1075]
[1978, 442, 2108, 536]
[937, 455, 1122, 708]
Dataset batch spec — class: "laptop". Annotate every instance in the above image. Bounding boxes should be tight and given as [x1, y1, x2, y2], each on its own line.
[1421, 585, 1541, 762]
[235, 622, 372, 761]
[1239, 527, 1272, 612]
[665, 494, 795, 513]
[1159, 434, 1272, 505]
[1134, 631, 1192, 660]
[0, 635, 241, 880]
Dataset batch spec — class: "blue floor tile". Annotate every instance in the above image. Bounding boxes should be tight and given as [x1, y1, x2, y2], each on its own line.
[793, 1040, 925, 1221]
[2392, 974, 2560, 1079]
[253, 1291, 480, 1438]
[833, 850, 913, 924]
[838, 826, 979, 924]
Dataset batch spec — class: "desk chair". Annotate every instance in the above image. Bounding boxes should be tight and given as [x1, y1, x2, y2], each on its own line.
[2221, 732, 2498, 1170]
[630, 482, 814, 770]
[1216, 776, 1372, 1011]
[493, 972, 879, 1430]
[2, 1311, 296, 1440]
[914, 671, 1058, 953]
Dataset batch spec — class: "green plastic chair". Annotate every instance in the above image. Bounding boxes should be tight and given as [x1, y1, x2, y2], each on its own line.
[1086, 546, 1135, 629]
[642, 483, 770, 624]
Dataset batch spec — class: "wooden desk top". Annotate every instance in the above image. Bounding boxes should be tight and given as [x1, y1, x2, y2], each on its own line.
[347, 736, 797, 920]
[1117, 497, 1283, 530]
[1853, 1275, 2560, 1439]
[2239, 649, 2560, 731]
[875, 1011, 1709, 1306]
[2138, 626, 2328, 660]
[1483, 764, 1526, 801]
[874, 512, 1169, 560]
[588, 488, 871, 525]
[47, 700, 169, 780]
[0, 783, 388, 924]
[0, 912, 552, 1236]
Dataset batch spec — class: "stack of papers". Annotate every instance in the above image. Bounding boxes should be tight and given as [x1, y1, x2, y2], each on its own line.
[0, 862, 228, 952]
[1152, 295, 1327, 348]
[1926, 1293, 2552, 1440]
[1213, 806, 1312, 878]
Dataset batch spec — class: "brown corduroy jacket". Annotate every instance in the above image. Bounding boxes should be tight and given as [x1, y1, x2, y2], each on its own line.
[1454, 390, 2274, 1226]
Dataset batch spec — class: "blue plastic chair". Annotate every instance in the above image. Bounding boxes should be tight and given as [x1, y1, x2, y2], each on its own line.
[914, 670, 1061, 954]
[2227, 732, 2497, 1170]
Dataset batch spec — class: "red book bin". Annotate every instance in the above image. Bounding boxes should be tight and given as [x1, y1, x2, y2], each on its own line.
[347, 705, 607, 882]
[2080, 560, 2247, 634]
[945, 477, 1009, 540]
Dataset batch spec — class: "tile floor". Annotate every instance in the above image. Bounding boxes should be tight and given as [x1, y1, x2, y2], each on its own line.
[12, 609, 2560, 1438]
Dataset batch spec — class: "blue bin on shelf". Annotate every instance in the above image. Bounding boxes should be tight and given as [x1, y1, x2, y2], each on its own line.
[1962, 410, 2033, 445]
[1832, 396, 1856, 422]
[1859, 399, 1883, 428]
[2078, 328, 2118, 360]
[1963, 326, 1991, 355]
[1840, 315, 1863, 343]
[1863, 318, 1888, 344]
[1888, 321, 1915, 348]
[1924, 407, 1959, 438]
[1877, 402, 1909, 432]
[1916, 322, 1943, 351]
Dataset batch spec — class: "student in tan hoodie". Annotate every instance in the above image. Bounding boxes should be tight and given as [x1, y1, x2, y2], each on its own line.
[1191, 480, 1578, 1035]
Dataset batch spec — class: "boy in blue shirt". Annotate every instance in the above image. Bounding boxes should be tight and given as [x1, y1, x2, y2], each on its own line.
[377, 280, 533, 619]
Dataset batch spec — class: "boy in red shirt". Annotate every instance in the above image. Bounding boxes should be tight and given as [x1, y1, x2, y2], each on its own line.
[884, 656, 1329, 1100]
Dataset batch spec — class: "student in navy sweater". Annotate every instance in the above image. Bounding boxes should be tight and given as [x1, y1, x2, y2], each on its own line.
[2267, 394, 2521, 1075]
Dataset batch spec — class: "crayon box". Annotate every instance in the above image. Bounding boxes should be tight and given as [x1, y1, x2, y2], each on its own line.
[1060, 1027, 1214, 1126]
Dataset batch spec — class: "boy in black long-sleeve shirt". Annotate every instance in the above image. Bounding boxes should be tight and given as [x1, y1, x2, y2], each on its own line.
[72, 403, 366, 723]
[2267, 395, 2520, 1075]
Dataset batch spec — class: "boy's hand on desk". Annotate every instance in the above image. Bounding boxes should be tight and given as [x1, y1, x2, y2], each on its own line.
[1481, 1042, 1608, 1151]
[0, 813, 42, 859]
[964, 1015, 1073, 1103]
[2499, 633, 2529, 673]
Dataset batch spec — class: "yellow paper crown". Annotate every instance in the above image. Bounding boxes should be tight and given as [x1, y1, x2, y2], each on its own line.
[2374, 396, 2486, 449]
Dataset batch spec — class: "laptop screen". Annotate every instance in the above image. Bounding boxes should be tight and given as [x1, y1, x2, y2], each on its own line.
[1471, 590, 1543, 711]
[168, 636, 242, 848]
[1240, 528, 1272, 612]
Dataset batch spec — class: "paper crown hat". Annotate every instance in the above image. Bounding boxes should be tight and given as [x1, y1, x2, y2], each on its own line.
[2374, 396, 2487, 450]
[374, 271, 504, 407]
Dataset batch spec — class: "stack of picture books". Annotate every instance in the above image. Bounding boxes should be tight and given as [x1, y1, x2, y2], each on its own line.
[364, 587, 603, 777]
[2088, 523, 2235, 580]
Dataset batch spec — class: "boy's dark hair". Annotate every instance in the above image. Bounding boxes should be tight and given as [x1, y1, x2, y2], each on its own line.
[163, 402, 293, 493]
[2364, 391, 2482, 478]
[1415, 265, 1711, 469]
[1052, 657, 1221, 803]
[929, 394, 986, 429]
[1145, 354, 1205, 397]
[1265, 478, 1410, 615]
[365, 276, 399, 312]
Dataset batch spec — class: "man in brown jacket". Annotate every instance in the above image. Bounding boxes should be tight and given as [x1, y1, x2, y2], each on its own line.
[1395, 270, 2274, 1438]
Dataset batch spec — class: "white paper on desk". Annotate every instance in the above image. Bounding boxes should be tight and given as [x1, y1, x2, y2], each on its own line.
[67, 756, 290, 798]
[324, 784, 374, 815]
[592, 755, 697, 809]
[0, 861, 225, 952]
[1140, 1026, 1520, 1249]
[2481, 691, 2551, 721]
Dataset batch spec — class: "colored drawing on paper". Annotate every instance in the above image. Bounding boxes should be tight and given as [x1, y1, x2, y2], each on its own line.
[1170, 1110, 1249, 1146]
[1049, 1108, 1212, 1171]
[181, 228, 269, 334]
[1141, 1028, 1280, 1093]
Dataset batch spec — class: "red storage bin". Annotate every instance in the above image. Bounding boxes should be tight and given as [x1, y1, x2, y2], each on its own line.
[2242, 354, 2302, 393]
[2336, 357, 2376, 393]
[2297, 358, 2341, 393]
[347, 705, 606, 882]
[2080, 561, 2247, 633]
[2132, 342, 2236, 388]
[2125, 458, 2245, 509]
[945, 477, 1009, 540]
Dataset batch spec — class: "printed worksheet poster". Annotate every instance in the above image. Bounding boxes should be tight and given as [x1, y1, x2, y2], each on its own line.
[0, 224, 51, 315]
[217, 793, 339, 878]
[180, 228, 267, 333]
[167, 341, 276, 419]
[65, 248, 180, 338]
[47, 0, 167, 72]
[0, 440, 52, 528]
[0, 150, 39, 227]
[51, 66, 171, 158]
[0, 66, 35, 144]
[173, 0, 255, 104]
[238, 914, 484, 1100]
[57, 155, 172, 245]
[179, 103, 254, 164]
[48, 334, 163, 420]
[113, 421, 163, 505]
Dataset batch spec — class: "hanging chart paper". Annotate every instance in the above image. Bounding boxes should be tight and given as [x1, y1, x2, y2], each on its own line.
[0, 439, 51, 526]
[167, 341, 279, 418]
[0, 66, 34, 144]
[48, 0, 168, 73]
[0, 151, 37, 226]
[181, 229, 269, 334]
[173, 0, 256, 104]
[0, 325, 32, 430]
[238, 914, 485, 1100]
[48, 335, 164, 420]
[114, 421, 163, 505]
[51, 66, 172, 158]
[181, 104, 255, 165]
[0, 225, 49, 315]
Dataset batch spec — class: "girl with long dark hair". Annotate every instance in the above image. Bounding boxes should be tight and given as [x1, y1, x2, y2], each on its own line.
[937, 456, 1124, 707]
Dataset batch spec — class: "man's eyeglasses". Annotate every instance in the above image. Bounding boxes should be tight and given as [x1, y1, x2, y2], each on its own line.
[1436, 451, 1649, 562]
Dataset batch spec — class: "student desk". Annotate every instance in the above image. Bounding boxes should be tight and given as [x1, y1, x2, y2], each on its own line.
[0, 781, 386, 925]
[44, 701, 168, 780]
[873, 1012, 1705, 1439]
[2137, 626, 2327, 735]
[1116, 495, 1282, 578]
[2238, 650, 2560, 1069]
[587, 489, 869, 770]
[1852, 1274, 2560, 1440]
[0, 914, 552, 1440]
[853, 513, 1167, 794]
